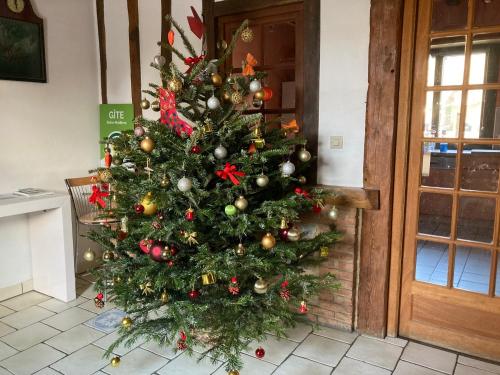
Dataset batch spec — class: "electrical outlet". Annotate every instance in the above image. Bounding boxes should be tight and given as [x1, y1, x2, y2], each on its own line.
[330, 136, 343, 149]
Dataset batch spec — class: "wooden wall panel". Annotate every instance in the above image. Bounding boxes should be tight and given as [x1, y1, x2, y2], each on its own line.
[358, 0, 404, 336]
[127, 0, 142, 117]
[96, 0, 107, 104]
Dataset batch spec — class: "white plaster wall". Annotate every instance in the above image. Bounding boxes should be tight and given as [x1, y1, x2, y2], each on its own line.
[0, 0, 100, 288]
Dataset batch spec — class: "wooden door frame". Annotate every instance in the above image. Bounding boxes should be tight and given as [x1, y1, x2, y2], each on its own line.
[202, 0, 320, 183]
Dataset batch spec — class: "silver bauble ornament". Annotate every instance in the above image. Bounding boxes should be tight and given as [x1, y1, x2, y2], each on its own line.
[154, 55, 166, 66]
[328, 206, 339, 221]
[234, 196, 248, 211]
[281, 161, 296, 177]
[252, 99, 263, 108]
[249, 80, 262, 93]
[298, 148, 311, 162]
[207, 95, 220, 110]
[214, 145, 228, 159]
[134, 126, 145, 137]
[287, 227, 301, 242]
[256, 174, 269, 187]
[83, 248, 95, 262]
[177, 177, 192, 192]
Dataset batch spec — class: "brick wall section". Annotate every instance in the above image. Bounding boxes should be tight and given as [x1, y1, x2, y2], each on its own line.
[307, 206, 359, 331]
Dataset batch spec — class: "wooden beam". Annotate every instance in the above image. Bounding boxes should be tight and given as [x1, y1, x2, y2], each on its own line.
[96, 0, 107, 104]
[319, 186, 380, 210]
[358, 0, 404, 337]
[202, 0, 216, 59]
[213, 0, 301, 17]
[161, 0, 172, 86]
[127, 0, 142, 117]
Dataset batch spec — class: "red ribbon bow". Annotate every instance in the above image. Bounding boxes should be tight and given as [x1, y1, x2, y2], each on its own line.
[216, 163, 246, 185]
[89, 184, 109, 208]
[184, 55, 205, 73]
[294, 187, 311, 199]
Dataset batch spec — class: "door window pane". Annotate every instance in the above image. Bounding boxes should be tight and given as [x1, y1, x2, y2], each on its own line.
[496, 253, 500, 296]
[457, 196, 496, 243]
[230, 23, 262, 67]
[469, 34, 500, 84]
[424, 91, 462, 138]
[416, 240, 449, 286]
[421, 142, 457, 188]
[465, 89, 500, 139]
[454, 246, 491, 294]
[474, 0, 500, 27]
[461, 144, 500, 192]
[263, 21, 295, 66]
[419, 193, 453, 237]
[432, 0, 468, 31]
[428, 37, 466, 86]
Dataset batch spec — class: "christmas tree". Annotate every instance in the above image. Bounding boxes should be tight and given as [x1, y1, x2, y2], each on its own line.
[88, 14, 340, 373]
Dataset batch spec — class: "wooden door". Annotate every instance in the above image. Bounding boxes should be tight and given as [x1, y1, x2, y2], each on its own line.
[214, 3, 304, 130]
[400, 0, 500, 361]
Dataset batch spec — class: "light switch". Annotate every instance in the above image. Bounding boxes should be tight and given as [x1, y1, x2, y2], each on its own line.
[330, 136, 343, 149]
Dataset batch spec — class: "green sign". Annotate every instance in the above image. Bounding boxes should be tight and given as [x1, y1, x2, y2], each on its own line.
[99, 104, 134, 158]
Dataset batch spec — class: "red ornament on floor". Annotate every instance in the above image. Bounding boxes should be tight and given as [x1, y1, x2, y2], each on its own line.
[177, 339, 187, 350]
[255, 347, 265, 359]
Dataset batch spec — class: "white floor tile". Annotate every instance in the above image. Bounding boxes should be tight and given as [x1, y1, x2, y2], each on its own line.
[346, 336, 402, 370]
[333, 357, 391, 375]
[45, 325, 105, 354]
[0, 367, 12, 375]
[0, 306, 54, 329]
[76, 284, 98, 300]
[458, 355, 500, 374]
[1, 292, 51, 312]
[393, 361, 444, 375]
[157, 352, 223, 375]
[243, 335, 298, 365]
[455, 363, 496, 375]
[42, 307, 96, 331]
[78, 298, 116, 314]
[33, 367, 62, 374]
[294, 334, 349, 367]
[274, 355, 332, 375]
[38, 296, 88, 314]
[93, 330, 145, 356]
[102, 347, 169, 375]
[141, 340, 182, 360]
[0, 322, 15, 338]
[1, 343, 64, 375]
[213, 354, 277, 375]
[1, 323, 59, 351]
[0, 341, 17, 361]
[314, 327, 358, 344]
[401, 342, 457, 374]
[0, 306, 14, 319]
[283, 323, 313, 342]
[51, 344, 108, 375]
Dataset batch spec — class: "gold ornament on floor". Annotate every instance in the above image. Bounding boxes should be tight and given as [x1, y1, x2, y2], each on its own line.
[201, 272, 216, 285]
[140, 98, 150, 110]
[139, 281, 153, 295]
[160, 291, 169, 304]
[228, 371, 240, 375]
[121, 316, 133, 328]
[151, 100, 160, 112]
[234, 196, 248, 211]
[102, 250, 114, 262]
[141, 192, 158, 216]
[83, 248, 95, 262]
[261, 233, 276, 249]
[140, 136, 155, 153]
[320, 246, 330, 257]
[235, 243, 246, 256]
[231, 91, 243, 105]
[110, 356, 121, 367]
[167, 78, 183, 92]
[254, 278, 268, 294]
[241, 27, 254, 43]
[211, 73, 222, 86]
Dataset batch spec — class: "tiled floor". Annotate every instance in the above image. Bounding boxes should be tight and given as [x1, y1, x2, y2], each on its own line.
[0, 276, 498, 374]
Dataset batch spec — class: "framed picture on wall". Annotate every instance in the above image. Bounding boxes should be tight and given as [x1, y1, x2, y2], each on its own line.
[0, 0, 46, 82]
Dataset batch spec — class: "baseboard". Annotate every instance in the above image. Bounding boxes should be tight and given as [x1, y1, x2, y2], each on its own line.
[0, 279, 34, 302]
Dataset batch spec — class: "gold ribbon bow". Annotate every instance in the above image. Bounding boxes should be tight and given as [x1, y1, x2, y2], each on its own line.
[139, 281, 153, 295]
[183, 231, 198, 245]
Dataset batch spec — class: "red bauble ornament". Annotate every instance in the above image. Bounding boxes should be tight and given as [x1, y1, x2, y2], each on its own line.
[278, 228, 289, 241]
[149, 243, 164, 262]
[139, 239, 153, 254]
[190, 145, 201, 154]
[312, 204, 322, 214]
[134, 204, 145, 214]
[180, 331, 187, 341]
[168, 245, 178, 256]
[177, 339, 187, 350]
[262, 87, 273, 101]
[299, 301, 308, 314]
[167, 260, 174, 267]
[188, 290, 200, 299]
[104, 149, 112, 168]
[185, 208, 195, 221]
[255, 347, 265, 359]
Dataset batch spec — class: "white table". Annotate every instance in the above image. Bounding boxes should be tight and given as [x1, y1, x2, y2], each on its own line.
[0, 193, 76, 302]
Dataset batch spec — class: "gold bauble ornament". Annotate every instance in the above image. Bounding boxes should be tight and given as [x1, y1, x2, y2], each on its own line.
[167, 78, 183, 92]
[320, 246, 330, 257]
[298, 148, 312, 162]
[160, 291, 169, 304]
[261, 233, 276, 249]
[98, 169, 112, 183]
[328, 206, 339, 221]
[161, 248, 170, 260]
[231, 91, 243, 105]
[241, 27, 254, 43]
[287, 227, 301, 242]
[141, 192, 158, 216]
[121, 316, 133, 328]
[151, 100, 161, 112]
[140, 136, 155, 153]
[235, 243, 246, 256]
[256, 174, 269, 187]
[298, 175, 307, 184]
[254, 278, 268, 294]
[110, 356, 120, 367]
[102, 250, 114, 262]
[211, 73, 223, 86]
[222, 91, 231, 101]
[228, 371, 240, 375]
[254, 89, 265, 100]
[83, 248, 95, 262]
[140, 98, 150, 110]
[160, 177, 170, 187]
[234, 196, 248, 211]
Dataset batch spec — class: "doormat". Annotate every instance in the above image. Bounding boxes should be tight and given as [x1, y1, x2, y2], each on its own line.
[85, 308, 126, 333]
